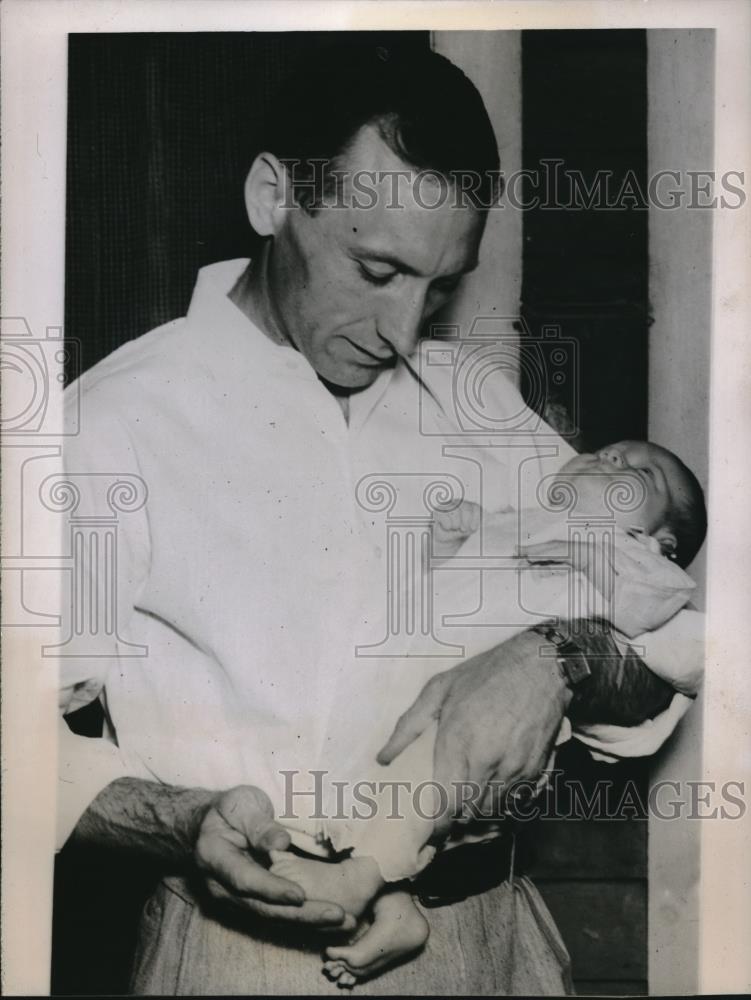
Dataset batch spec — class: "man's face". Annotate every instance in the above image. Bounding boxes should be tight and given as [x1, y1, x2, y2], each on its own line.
[266, 126, 486, 389]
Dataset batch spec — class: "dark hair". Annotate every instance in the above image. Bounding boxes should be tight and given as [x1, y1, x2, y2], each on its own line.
[563, 620, 675, 728]
[666, 460, 707, 569]
[263, 43, 501, 210]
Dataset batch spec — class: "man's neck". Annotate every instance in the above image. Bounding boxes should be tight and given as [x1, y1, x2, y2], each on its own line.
[228, 252, 289, 348]
[319, 378, 351, 423]
[228, 253, 353, 424]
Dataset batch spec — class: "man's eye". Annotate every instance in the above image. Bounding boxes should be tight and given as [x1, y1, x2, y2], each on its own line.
[433, 277, 461, 295]
[357, 262, 396, 286]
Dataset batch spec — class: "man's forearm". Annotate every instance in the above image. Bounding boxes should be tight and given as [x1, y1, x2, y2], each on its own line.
[70, 777, 215, 865]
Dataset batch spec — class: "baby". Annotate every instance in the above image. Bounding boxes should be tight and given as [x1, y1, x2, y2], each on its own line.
[269, 439, 706, 988]
[434, 439, 706, 637]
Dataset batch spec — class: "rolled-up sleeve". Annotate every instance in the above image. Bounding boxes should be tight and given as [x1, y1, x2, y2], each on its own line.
[573, 691, 696, 762]
[56, 383, 151, 850]
[56, 715, 133, 849]
[569, 609, 705, 761]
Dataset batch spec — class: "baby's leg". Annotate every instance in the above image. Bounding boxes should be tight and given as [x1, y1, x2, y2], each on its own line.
[323, 889, 429, 988]
[269, 850, 383, 920]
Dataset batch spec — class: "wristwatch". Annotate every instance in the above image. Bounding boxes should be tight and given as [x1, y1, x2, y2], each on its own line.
[531, 623, 592, 687]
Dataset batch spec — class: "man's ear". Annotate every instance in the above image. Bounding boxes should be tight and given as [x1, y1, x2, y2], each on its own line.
[653, 525, 678, 560]
[244, 152, 292, 237]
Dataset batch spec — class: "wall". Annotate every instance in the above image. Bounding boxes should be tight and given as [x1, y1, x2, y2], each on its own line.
[431, 31, 523, 376]
[646, 28, 714, 996]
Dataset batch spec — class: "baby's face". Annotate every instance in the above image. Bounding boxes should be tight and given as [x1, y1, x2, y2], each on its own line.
[554, 440, 690, 537]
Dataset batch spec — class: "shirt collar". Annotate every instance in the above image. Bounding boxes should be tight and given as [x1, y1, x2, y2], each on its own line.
[183, 258, 400, 428]
[184, 258, 318, 381]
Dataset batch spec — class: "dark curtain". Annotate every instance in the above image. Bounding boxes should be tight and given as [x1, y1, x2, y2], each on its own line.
[65, 31, 430, 379]
[519, 30, 650, 994]
[521, 29, 649, 449]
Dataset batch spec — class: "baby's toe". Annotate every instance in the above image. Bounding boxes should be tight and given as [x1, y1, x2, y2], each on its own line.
[327, 941, 377, 973]
[323, 960, 346, 980]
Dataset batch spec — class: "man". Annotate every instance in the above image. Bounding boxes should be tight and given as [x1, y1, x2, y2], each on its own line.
[59, 45, 702, 994]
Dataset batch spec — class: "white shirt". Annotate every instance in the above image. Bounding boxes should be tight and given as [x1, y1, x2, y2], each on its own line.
[58, 259, 704, 850]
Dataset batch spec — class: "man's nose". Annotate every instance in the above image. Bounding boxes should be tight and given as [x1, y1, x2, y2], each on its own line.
[378, 285, 428, 357]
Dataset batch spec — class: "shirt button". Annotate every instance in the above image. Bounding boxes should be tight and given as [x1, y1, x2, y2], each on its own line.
[374, 545, 383, 558]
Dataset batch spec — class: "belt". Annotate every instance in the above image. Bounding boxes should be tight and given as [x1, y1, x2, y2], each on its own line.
[414, 830, 517, 908]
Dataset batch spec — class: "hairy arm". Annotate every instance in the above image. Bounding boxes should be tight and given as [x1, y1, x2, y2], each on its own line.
[68, 778, 354, 928]
[70, 777, 212, 863]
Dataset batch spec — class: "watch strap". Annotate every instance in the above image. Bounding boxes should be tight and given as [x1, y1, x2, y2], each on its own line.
[532, 623, 593, 687]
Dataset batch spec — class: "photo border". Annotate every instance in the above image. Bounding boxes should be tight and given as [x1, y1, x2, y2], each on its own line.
[2, 1, 749, 994]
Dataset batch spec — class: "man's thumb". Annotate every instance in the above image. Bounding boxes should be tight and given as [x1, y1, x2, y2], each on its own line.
[218, 785, 284, 850]
[376, 671, 450, 765]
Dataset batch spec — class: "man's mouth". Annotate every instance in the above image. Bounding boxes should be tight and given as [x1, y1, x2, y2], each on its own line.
[343, 338, 395, 366]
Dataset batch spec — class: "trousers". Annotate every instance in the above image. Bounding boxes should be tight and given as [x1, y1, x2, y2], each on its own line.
[130, 874, 573, 995]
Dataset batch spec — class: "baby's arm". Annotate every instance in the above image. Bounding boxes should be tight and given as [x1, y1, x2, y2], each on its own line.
[433, 499, 482, 557]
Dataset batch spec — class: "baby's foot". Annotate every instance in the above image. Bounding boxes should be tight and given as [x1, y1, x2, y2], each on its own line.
[269, 850, 383, 921]
[323, 889, 429, 988]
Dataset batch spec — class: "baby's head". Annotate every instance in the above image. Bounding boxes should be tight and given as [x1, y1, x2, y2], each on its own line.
[554, 441, 707, 568]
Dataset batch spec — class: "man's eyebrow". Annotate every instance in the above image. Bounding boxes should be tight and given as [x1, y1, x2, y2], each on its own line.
[355, 249, 479, 279]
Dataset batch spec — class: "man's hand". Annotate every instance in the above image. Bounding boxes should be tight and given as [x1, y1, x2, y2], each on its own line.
[377, 629, 573, 836]
[193, 785, 355, 929]
[518, 536, 615, 599]
[72, 777, 354, 931]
